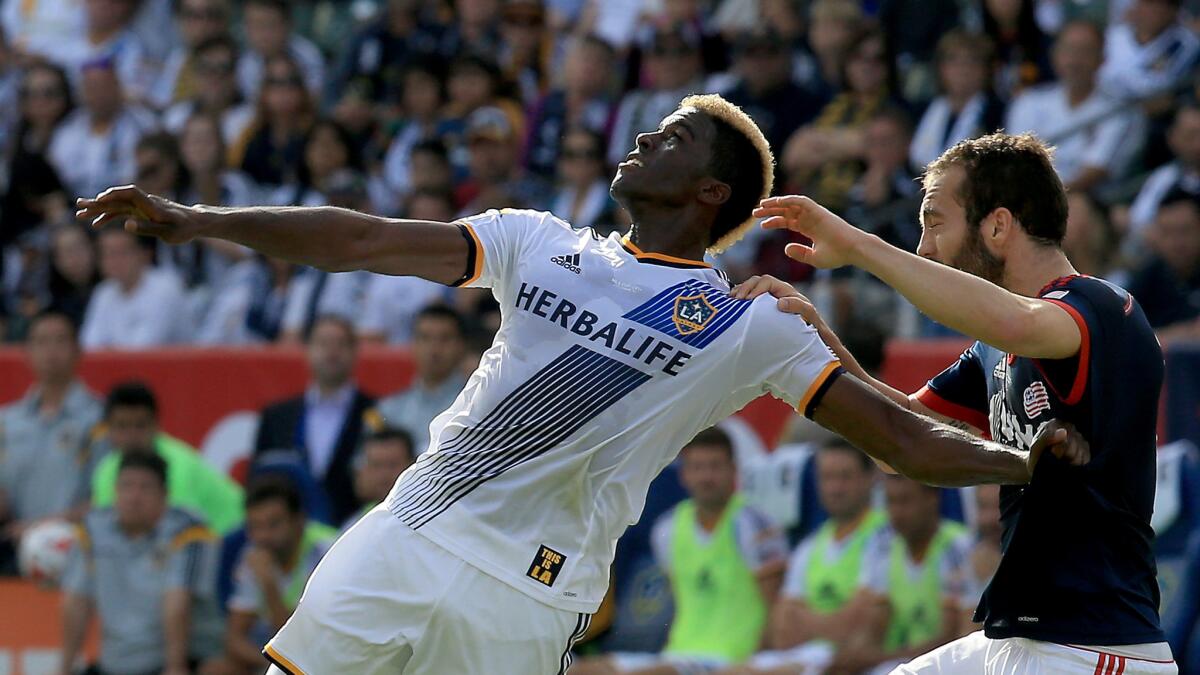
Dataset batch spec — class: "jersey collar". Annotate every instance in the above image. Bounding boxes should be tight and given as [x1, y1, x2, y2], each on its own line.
[620, 236, 712, 270]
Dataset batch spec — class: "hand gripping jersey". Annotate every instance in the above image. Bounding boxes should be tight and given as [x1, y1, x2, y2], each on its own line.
[915, 275, 1165, 645]
[386, 209, 842, 613]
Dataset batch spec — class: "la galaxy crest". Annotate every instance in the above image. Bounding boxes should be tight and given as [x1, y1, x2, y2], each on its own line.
[673, 293, 718, 335]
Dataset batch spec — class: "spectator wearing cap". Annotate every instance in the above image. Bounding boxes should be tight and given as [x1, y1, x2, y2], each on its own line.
[908, 31, 1004, 171]
[46, 58, 156, 200]
[253, 316, 377, 524]
[722, 27, 819, 155]
[61, 451, 224, 675]
[547, 126, 621, 236]
[1130, 102, 1200, 239]
[1126, 191, 1200, 344]
[0, 310, 102, 573]
[607, 23, 716, 167]
[236, 0, 325, 101]
[1006, 20, 1145, 193]
[457, 105, 547, 213]
[1099, 0, 1200, 102]
[88, 382, 245, 534]
[150, 0, 232, 109]
[524, 34, 617, 178]
[162, 36, 255, 146]
[231, 55, 315, 193]
[79, 227, 189, 349]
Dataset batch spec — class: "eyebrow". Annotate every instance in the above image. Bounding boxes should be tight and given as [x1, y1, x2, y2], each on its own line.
[675, 120, 696, 141]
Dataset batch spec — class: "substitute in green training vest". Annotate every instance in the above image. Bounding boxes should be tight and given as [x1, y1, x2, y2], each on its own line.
[89, 382, 244, 534]
[215, 477, 336, 674]
[571, 427, 789, 675]
[720, 438, 886, 675]
[834, 474, 979, 674]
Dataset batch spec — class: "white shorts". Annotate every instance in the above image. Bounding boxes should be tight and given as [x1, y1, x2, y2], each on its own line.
[892, 631, 1178, 674]
[263, 505, 592, 675]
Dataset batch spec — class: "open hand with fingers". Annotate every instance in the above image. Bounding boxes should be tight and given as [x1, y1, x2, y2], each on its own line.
[730, 274, 822, 324]
[752, 195, 873, 269]
[75, 185, 205, 244]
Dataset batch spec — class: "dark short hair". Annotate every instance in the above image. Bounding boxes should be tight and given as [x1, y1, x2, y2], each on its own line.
[244, 0, 289, 17]
[414, 305, 467, 339]
[118, 450, 168, 489]
[1159, 188, 1200, 216]
[306, 314, 357, 345]
[28, 308, 78, 341]
[105, 381, 158, 419]
[411, 139, 450, 162]
[245, 475, 303, 515]
[683, 426, 734, 459]
[194, 34, 238, 60]
[819, 437, 873, 471]
[870, 104, 915, 138]
[924, 132, 1068, 246]
[364, 426, 416, 460]
[707, 115, 767, 244]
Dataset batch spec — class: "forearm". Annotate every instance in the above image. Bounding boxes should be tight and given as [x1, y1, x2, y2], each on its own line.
[162, 590, 191, 669]
[260, 582, 291, 629]
[60, 594, 91, 672]
[818, 323, 910, 407]
[226, 613, 267, 666]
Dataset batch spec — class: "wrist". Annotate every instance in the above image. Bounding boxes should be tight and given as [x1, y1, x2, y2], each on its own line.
[846, 230, 882, 269]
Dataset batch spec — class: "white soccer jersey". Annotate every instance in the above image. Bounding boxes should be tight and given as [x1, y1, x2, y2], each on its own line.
[385, 209, 842, 613]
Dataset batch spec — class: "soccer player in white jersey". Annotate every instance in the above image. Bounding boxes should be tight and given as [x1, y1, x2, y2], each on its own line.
[76, 94, 1087, 675]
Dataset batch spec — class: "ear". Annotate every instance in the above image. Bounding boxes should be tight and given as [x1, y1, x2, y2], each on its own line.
[698, 179, 731, 207]
[985, 207, 1016, 252]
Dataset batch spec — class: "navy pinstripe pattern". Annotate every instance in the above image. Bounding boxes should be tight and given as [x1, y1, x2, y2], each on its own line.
[389, 345, 651, 529]
[623, 280, 752, 348]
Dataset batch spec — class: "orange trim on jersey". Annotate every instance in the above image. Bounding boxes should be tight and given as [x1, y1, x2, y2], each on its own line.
[264, 644, 307, 675]
[914, 384, 990, 433]
[620, 237, 712, 268]
[169, 525, 215, 550]
[797, 361, 843, 417]
[1041, 298, 1091, 405]
[460, 223, 485, 286]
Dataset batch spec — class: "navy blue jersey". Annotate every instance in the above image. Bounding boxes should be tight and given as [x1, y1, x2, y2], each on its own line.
[916, 275, 1165, 645]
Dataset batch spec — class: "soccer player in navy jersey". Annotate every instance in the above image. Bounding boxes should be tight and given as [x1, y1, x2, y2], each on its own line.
[736, 133, 1177, 673]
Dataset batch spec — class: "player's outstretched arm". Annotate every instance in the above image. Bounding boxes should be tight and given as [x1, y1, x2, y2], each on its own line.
[753, 196, 1082, 359]
[75, 186, 470, 284]
[811, 374, 1088, 486]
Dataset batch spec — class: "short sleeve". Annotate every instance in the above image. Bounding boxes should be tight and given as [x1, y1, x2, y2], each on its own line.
[227, 555, 261, 614]
[915, 343, 990, 432]
[781, 538, 815, 599]
[166, 525, 215, 592]
[453, 209, 555, 292]
[737, 300, 843, 419]
[649, 510, 674, 573]
[1036, 283, 1104, 406]
[734, 506, 789, 570]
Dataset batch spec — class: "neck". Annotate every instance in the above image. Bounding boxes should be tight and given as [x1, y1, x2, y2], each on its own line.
[120, 518, 156, 539]
[37, 378, 72, 413]
[903, 523, 938, 562]
[833, 507, 870, 539]
[1065, 81, 1094, 106]
[626, 204, 710, 261]
[695, 497, 730, 532]
[316, 381, 347, 398]
[88, 25, 120, 45]
[90, 111, 116, 131]
[118, 269, 144, 293]
[1001, 244, 1078, 297]
[947, 91, 975, 111]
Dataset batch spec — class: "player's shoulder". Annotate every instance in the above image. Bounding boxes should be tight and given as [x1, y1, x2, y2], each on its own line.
[1042, 274, 1132, 316]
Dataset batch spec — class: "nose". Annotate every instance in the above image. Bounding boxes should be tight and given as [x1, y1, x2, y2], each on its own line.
[635, 132, 655, 154]
[916, 230, 937, 260]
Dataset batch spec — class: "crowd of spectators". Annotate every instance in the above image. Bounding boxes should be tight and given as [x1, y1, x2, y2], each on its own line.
[2, 0, 1200, 673]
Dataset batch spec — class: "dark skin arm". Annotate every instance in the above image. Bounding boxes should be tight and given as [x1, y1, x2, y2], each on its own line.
[811, 375, 1088, 487]
[75, 186, 470, 283]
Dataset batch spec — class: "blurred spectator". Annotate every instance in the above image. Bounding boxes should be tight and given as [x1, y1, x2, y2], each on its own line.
[982, 0, 1053, 97]
[219, 477, 336, 674]
[379, 61, 451, 207]
[878, 0, 962, 103]
[1125, 190, 1200, 343]
[1063, 192, 1121, 280]
[828, 475, 975, 673]
[60, 452, 224, 675]
[377, 305, 469, 455]
[782, 26, 894, 214]
[768, 440, 884, 651]
[47, 58, 156, 200]
[845, 107, 921, 252]
[1130, 102, 1200, 238]
[524, 33, 617, 178]
[179, 112, 259, 208]
[47, 225, 101, 327]
[231, 55, 315, 193]
[8, 60, 72, 171]
[499, 0, 552, 106]
[89, 382, 245, 534]
[253, 316, 377, 524]
[722, 27, 818, 155]
[439, 0, 504, 58]
[443, 53, 525, 155]
[458, 105, 546, 212]
[79, 228, 189, 349]
[548, 127, 621, 235]
[344, 427, 416, 529]
[330, 0, 441, 107]
[1006, 20, 1145, 193]
[969, 484, 1002, 587]
[236, 0, 325, 100]
[0, 310, 101, 572]
[288, 120, 365, 206]
[163, 35, 255, 145]
[792, 0, 863, 102]
[607, 24, 713, 167]
[150, 0, 232, 109]
[908, 31, 1003, 171]
[196, 255, 300, 345]
[49, 0, 158, 101]
[1099, 0, 1200, 102]
[573, 428, 788, 674]
[2, 0, 85, 62]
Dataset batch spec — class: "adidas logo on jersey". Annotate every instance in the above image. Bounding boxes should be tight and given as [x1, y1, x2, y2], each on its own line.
[550, 253, 582, 274]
